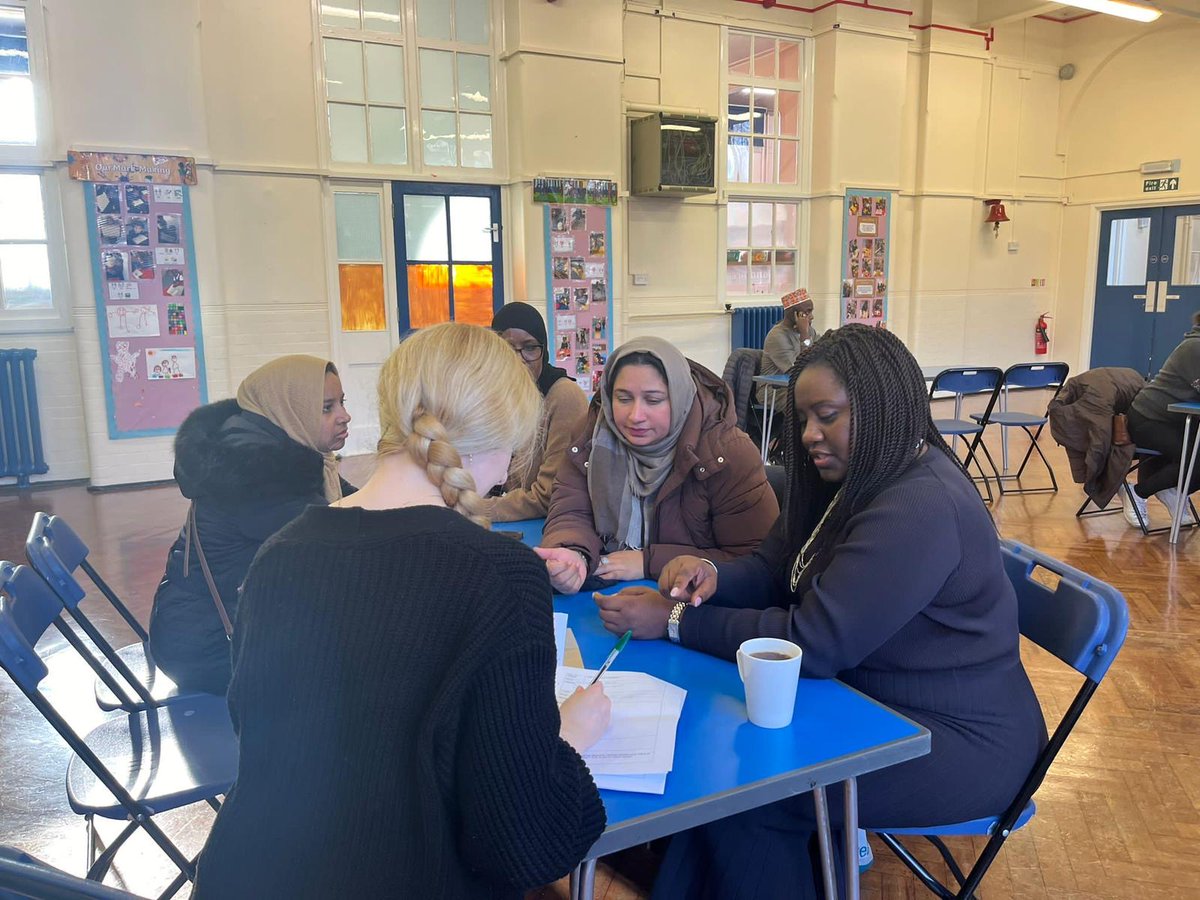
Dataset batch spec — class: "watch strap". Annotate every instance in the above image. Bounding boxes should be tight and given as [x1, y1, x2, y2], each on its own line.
[667, 600, 688, 644]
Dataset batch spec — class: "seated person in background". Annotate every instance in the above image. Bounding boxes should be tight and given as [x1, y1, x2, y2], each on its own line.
[1125, 309, 1200, 524]
[756, 287, 815, 407]
[536, 336, 778, 594]
[597, 325, 1047, 900]
[148, 355, 353, 696]
[194, 323, 609, 899]
[482, 301, 588, 522]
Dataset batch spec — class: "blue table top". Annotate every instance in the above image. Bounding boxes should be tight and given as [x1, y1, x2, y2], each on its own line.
[1168, 401, 1200, 414]
[496, 518, 544, 545]
[560, 585, 930, 856]
[752, 373, 789, 385]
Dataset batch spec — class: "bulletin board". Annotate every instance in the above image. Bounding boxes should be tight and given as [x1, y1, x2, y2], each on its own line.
[70, 151, 209, 439]
[840, 189, 892, 328]
[542, 203, 614, 397]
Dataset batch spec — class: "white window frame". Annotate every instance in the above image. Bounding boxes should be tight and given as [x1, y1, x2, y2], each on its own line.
[312, 0, 506, 179]
[323, 180, 396, 338]
[720, 26, 814, 309]
[0, 0, 69, 333]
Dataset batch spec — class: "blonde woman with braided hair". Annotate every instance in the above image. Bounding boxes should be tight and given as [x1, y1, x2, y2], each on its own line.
[194, 323, 610, 900]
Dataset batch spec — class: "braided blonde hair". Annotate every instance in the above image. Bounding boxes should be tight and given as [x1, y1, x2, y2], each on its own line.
[377, 322, 541, 527]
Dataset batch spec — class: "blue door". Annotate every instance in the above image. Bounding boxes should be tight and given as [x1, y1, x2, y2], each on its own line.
[1092, 204, 1200, 377]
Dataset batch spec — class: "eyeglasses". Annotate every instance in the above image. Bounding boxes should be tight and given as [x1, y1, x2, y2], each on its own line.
[513, 344, 544, 362]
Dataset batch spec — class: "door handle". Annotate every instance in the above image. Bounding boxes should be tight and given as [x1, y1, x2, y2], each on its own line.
[483, 223, 501, 243]
[1157, 280, 1180, 313]
[1134, 281, 1157, 313]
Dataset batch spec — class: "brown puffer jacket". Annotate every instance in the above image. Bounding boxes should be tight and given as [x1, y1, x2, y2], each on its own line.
[542, 360, 780, 579]
[1047, 366, 1146, 508]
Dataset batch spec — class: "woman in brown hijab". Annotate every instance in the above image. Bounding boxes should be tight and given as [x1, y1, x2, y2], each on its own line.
[148, 355, 353, 695]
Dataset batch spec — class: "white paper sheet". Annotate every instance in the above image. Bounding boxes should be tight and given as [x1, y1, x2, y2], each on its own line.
[555, 669, 686, 777]
[593, 772, 668, 794]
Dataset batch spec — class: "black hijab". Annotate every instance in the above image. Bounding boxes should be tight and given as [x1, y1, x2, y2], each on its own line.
[491, 301, 572, 397]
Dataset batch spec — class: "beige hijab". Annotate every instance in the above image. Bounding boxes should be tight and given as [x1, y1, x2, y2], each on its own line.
[236, 355, 343, 502]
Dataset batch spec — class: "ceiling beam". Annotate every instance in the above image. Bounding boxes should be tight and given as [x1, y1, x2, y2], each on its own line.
[974, 1, 1062, 28]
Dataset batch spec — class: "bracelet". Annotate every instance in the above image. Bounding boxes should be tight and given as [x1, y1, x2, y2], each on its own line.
[700, 558, 718, 576]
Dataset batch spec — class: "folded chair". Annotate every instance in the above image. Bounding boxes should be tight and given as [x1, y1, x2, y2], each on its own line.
[927, 367, 1004, 503]
[0, 562, 237, 900]
[1076, 448, 1200, 536]
[870, 539, 1129, 899]
[969, 363, 1069, 495]
[26, 513, 196, 711]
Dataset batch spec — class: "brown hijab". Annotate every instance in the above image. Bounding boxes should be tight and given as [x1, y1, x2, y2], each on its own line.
[236, 355, 343, 502]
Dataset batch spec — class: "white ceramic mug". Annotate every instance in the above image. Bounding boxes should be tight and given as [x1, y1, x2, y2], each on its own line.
[736, 637, 803, 728]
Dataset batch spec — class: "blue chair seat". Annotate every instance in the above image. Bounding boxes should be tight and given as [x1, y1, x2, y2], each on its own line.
[67, 694, 237, 818]
[93, 643, 187, 711]
[969, 410, 1047, 427]
[933, 418, 984, 436]
[875, 800, 1036, 837]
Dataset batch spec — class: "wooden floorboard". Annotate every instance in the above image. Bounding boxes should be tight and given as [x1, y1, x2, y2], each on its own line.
[1, 435, 1197, 899]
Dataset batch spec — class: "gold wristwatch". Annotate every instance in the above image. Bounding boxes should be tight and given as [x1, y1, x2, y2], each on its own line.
[667, 600, 688, 644]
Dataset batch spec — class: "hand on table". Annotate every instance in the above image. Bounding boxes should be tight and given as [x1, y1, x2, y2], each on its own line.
[559, 682, 611, 753]
[534, 546, 587, 594]
[659, 555, 718, 607]
[594, 550, 644, 582]
[593, 586, 674, 640]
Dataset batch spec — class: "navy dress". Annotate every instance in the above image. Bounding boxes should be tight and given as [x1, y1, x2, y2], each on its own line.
[655, 449, 1047, 900]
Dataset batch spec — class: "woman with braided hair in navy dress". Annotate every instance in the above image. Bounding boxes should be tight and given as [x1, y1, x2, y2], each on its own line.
[595, 324, 1047, 899]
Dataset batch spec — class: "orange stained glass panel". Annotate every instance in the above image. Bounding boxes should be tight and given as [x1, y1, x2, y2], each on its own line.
[407, 263, 450, 327]
[338, 263, 387, 332]
[452, 264, 494, 326]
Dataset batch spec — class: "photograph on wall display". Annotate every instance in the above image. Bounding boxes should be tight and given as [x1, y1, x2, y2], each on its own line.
[845, 300, 856, 319]
[592, 344, 607, 366]
[156, 214, 181, 244]
[97, 214, 123, 244]
[564, 180, 585, 203]
[555, 312, 576, 333]
[106, 304, 160, 339]
[550, 207, 568, 232]
[162, 268, 186, 297]
[146, 347, 196, 380]
[125, 216, 151, 246]
[592, 369, 603, 393]
[102, 251, 127, 282]
[570, 257, 585, 280]
[588, 232, 606, 256]
[94, 184, 120, 214]
[592, 315, 607, 339]
[590, 279, 607, 303]
[575, 326, 589, 347]
[575, 353, 590, 376]
[167, 303, 187, 336]
[552, 234, 574, 253]
[552, 256, 569, 280]
[858, 217, 878, 237]
[842, 279, 853, 298]
[859, 299, 871, 317]
[557, 334, 571, 360]
[130, 250, 155, 279]
[572, 286, 589, 309]
[872, 297, 883, 317]
[584, 262, 605, 279]
[570, 207, 586, 230]
[124, 184, 150, 214]
[553, 287, 571, 311]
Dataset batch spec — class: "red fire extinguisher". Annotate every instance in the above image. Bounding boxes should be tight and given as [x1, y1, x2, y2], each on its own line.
[1035, 313, 1051, 355]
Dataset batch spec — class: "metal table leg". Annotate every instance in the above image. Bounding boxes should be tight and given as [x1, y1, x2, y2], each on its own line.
[1170, 417, 1199, 544]
[569, 858, 597, 900]
[1001, 385, 1010, 472]
[762, 388, 777, 464]
[843, 778, 860, 900]
[813, 785, 838, 900]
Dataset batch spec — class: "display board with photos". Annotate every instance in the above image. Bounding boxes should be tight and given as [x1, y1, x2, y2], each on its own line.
[840, 189, 891, 329]
[70, 151, 208, 438]
[543, 203, 613, 397]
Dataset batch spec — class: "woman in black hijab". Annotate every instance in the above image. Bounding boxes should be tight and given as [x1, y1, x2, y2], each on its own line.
[482, 301, 589, 521]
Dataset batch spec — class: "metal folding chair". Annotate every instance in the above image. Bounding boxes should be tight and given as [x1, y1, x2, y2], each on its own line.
[1076, 448, 1200, 536]
[969, 362, 1070, 495]
[25, 513, 197, 711]
[928, 367, 1004, 503]
[0, 562, 237, 900]
[871, 539, 1130, 899]
[0, 845, 140, 899]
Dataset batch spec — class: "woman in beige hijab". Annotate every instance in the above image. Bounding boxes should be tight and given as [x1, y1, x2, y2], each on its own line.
[148, 355, 352, 695]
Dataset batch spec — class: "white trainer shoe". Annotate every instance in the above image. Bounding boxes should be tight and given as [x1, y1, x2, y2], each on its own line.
[1123, 484, 1149, 529]
[1155, 487, 1197, 526]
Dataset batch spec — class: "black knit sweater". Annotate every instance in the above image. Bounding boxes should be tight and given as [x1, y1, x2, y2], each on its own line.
[193, 505, 605, 899]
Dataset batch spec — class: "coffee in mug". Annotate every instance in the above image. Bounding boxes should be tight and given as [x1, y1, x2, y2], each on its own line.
[750, 651, 794, 661]
[736, 637, 803, 728]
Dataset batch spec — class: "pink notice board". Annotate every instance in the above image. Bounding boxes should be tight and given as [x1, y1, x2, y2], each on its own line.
[74, 154, 208, 438]
[544, 204, 614, 397]
[840, 190, 892, 329]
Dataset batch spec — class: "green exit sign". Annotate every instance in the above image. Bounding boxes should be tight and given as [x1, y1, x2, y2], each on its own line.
[1144, 177, 1180, 193]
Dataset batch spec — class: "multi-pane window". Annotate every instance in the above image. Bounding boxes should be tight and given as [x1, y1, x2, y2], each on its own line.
[0, 173, 50, 310]
[0, 5, 35, 145]
[333, 191, 387, 331]
[726, 200, 798, 297]
[319, 0, 494, 171]
[726, 32, 802, 186]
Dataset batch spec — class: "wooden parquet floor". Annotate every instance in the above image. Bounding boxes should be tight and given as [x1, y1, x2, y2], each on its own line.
[1, 439, 1197, 899]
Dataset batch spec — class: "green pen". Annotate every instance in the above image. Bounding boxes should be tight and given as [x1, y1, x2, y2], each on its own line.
[588, 630, 632, 686]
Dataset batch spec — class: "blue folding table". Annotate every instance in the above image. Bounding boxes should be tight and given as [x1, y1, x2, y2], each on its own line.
[557, 586, 930, 900]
